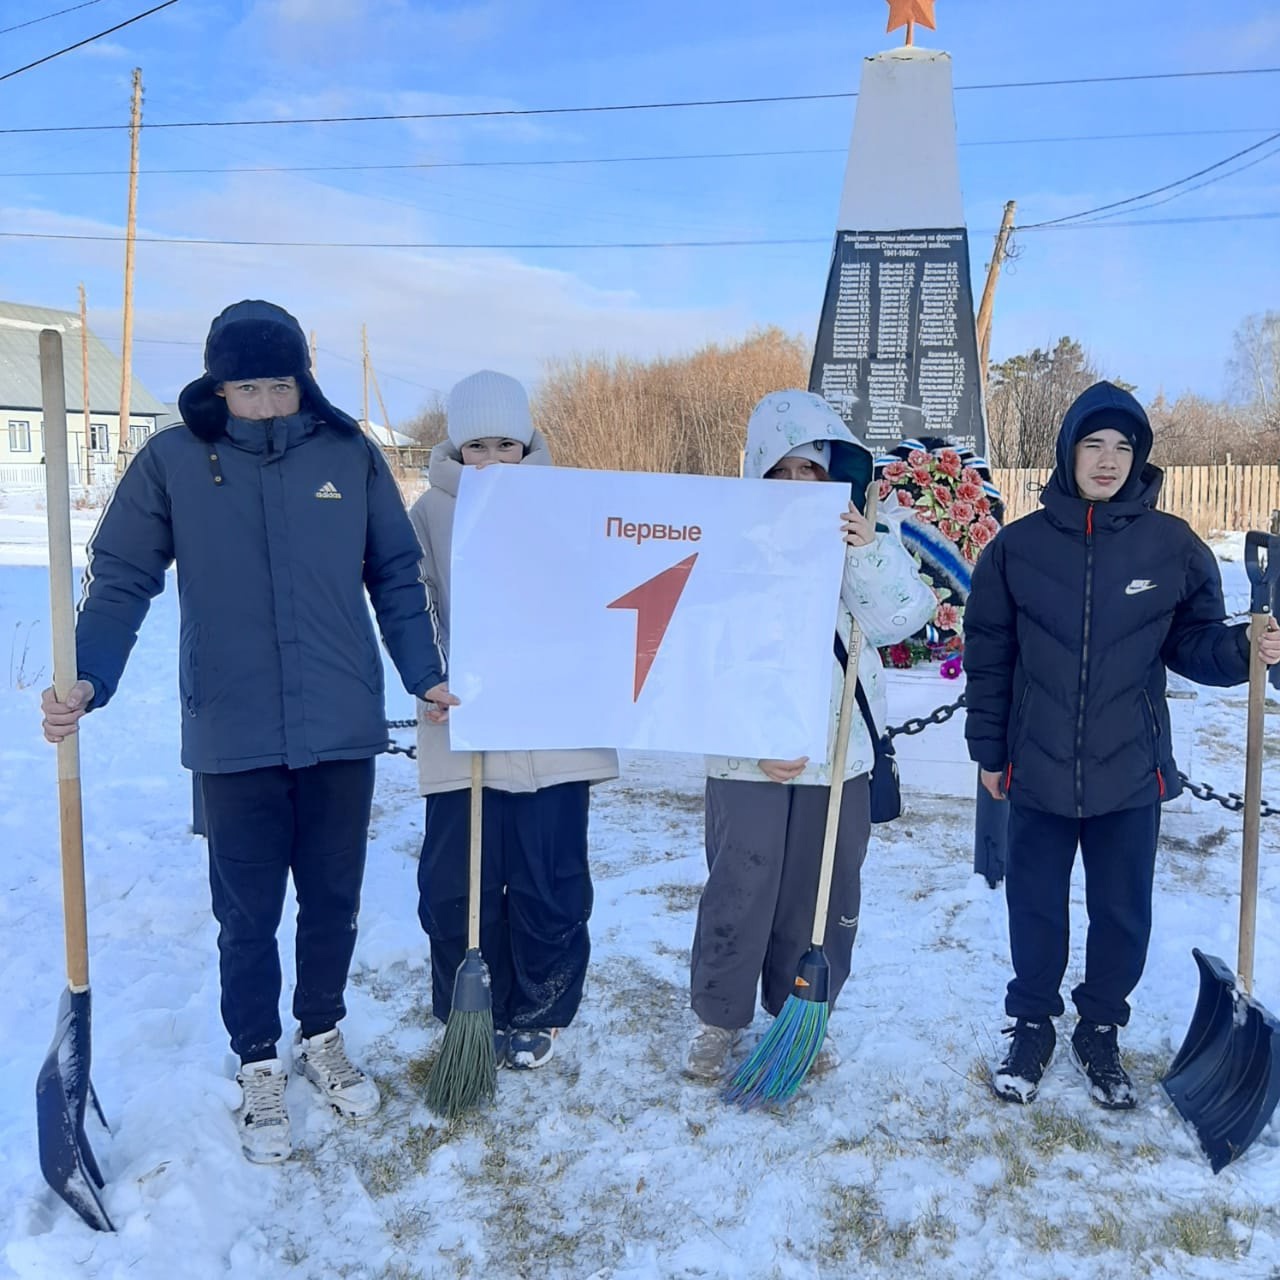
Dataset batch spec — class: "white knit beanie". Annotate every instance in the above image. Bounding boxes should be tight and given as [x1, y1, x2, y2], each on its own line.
[784, 440, 831, 469]
[447, 370, 534, 449]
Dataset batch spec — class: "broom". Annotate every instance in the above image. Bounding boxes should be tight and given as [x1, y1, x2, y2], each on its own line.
[723, 484, 876, 1108]
[425, 752, 496, 1118]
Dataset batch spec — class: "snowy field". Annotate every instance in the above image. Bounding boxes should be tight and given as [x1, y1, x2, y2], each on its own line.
[0, 485, 1277, 1280]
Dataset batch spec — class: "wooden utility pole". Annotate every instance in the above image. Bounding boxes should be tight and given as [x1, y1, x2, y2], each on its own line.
[309, 328, 318, 374]
[79, 283, 92, 487]
[369, 358, 393, 446]
[975, 199, 1017, 391]
[360, 324, 371, 434]
[117, 67, 143, 473]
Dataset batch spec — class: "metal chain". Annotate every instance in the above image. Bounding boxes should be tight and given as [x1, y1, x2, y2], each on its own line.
[380, 707, 1279, 816]
[1177, 772, 1280, 818]
[883, 693, 967, 739]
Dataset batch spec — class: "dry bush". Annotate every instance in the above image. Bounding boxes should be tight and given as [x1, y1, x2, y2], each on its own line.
[1146, 391, 1278, 465]
[532, 327, 808, 474]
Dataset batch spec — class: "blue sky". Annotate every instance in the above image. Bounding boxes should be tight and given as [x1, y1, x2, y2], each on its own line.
[2, 0, 1278, 421]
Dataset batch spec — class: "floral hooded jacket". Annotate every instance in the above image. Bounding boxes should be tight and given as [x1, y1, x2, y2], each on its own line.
[706, 390, 937, 786]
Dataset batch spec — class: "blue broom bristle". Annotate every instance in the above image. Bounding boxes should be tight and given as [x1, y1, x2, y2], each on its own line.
[721, 996, 829, 1108]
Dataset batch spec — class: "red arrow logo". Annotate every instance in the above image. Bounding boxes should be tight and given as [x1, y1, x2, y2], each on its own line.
[607, 552, 699, 701]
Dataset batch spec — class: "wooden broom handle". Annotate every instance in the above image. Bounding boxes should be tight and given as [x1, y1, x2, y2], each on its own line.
[40, 330, 90, 991]
[1239, 612, 1266, 994]
[468, 751, 483, 951]
[809, 482, 878, 946]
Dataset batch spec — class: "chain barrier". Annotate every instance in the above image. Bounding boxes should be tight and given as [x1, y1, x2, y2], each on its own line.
[382, 700, 1278, 816]
[883, 693, 967, 739]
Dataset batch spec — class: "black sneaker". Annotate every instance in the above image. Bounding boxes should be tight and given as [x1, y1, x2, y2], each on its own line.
[992, 1018, 1056, 1103]
[1071, 1020, 1137, 1110]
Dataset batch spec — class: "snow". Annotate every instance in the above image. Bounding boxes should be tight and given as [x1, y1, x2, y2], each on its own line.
[1, 483, 1278, 1279]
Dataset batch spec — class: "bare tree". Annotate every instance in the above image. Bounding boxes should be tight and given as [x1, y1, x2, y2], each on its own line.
[534, 328, 809, 475]
[1228, 311, 1280, 438]
[985, 337, 1135, 468]
[400, 392, 449, 448]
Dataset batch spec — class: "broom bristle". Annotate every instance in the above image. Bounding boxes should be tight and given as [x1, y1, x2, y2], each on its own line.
[425, 1007, 497, 1119]
[722, 995, 828, 1108]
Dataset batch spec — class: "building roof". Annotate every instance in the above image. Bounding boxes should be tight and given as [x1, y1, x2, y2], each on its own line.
[363, 419, 417, 448]
[0, 300, 168, 416]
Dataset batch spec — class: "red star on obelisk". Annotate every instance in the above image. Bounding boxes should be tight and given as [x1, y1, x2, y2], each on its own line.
[885, 0, 937, 46]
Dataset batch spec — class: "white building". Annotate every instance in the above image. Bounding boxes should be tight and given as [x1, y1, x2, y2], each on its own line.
[0, 300, 167, 483]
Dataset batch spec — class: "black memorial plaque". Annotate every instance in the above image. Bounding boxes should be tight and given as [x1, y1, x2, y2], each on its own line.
[808, 228, 986, 455]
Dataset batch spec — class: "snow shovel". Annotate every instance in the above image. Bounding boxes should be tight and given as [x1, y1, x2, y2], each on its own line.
[1163, 529, 1280, 1173]
[34, 329, 115, 1231]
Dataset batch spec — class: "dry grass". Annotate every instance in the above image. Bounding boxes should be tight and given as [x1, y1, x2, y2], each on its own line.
[534, 328, 808, 475]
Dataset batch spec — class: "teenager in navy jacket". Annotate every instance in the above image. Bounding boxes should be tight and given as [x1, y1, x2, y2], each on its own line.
[964, 381, 1280, 1109]
[41, 301, 457, 1163]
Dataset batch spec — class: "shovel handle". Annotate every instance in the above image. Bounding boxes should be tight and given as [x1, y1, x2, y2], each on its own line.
[810, 482, 878, 947]
[40, 330, 90, 992]
[468, 752, 483, 951]
[1240, 610, 1268, 995]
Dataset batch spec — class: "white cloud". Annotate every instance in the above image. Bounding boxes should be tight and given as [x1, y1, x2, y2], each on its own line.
[0, 177, 748, 419]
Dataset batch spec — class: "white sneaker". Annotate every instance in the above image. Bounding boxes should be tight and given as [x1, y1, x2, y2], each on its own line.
[683, 1023, 742, 1081]
[294, 1028, 381, 1119]
[235, 1058, 291, 1164]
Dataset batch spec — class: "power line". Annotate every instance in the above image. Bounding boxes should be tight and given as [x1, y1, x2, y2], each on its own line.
[6, 127, 1279, 180]
[1018, 130, 1280, 229]
[1, 211, 1275, 253]
[0, 0, 105, 37]
[0, 0, 180, 84]
[3, 64, 1279, 134]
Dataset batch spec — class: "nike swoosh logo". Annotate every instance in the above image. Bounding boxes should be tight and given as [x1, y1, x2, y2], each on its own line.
[1125, 582, 1157, 595]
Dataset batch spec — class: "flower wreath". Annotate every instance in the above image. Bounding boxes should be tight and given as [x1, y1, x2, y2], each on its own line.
[874, 437, 1004, 670]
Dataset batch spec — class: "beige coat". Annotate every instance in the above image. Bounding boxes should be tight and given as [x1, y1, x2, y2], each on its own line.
[408, 433, 619, 796]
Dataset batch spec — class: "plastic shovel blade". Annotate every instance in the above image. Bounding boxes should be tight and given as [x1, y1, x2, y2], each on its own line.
[1162, 949, 1280, 1173]
[35, 987, 114, 1232]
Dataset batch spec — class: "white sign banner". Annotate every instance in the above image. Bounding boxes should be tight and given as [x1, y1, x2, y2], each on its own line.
[448, 466, 848, 758]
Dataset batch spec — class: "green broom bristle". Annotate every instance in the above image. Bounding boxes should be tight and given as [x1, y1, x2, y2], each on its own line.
[722, 995, 828, 1108]
[425, 1007, 497, 1119]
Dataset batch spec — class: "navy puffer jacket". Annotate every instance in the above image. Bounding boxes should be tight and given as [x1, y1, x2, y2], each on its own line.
[76, 410, 445, 774]
[964, 382, 1248, 818]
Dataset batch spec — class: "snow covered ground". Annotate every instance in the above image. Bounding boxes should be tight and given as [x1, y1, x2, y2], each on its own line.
[0, 486, 1277, 1280]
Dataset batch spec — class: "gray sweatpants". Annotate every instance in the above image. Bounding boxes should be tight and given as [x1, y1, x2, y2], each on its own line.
[691, 774, 871, 1030]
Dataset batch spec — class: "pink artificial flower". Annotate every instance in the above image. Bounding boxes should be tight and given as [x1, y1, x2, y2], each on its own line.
[884, 459, 909, 480]
[934, 602, 960, 630]
[932, 484, 953, 507]
[896, 489, 916, 507]
[939, 519, 962, 540]
[938, 450, 962, 477]
[912, 467, 933, 486]
[978, 514, 1000, 536]
[878, 478, 893, 500]
[975, 496, 991, 515]
[915, 507, 936, 522]
[954, 481, 982, 503]
[940, 653, 964, 680]
[969, 519, 996, 548]
[950, 500, 975, 523]
[907, 449, 929, 469]
[961, 467, 982, 485]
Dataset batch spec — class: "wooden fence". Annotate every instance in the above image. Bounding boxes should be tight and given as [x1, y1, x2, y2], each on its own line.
[991, 465, 1280, 537]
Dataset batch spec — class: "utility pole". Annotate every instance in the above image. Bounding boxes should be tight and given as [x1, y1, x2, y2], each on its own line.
[79, 283, 92, 487]
[975, 199, 1016, 392]
[369, 354, 394, 456]
[360, 324, 371, 435]
[309, 328, 318, 375]
[117, 67, 143, 473]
